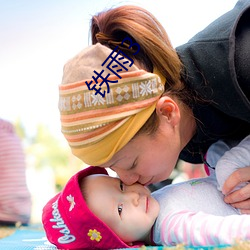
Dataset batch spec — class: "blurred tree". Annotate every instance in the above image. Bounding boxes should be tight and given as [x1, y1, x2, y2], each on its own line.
[14, 120, 85, 191]
[14, 117, 26, 139]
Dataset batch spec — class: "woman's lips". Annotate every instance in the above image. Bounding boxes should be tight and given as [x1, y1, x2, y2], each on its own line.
[143, 177, 154, 186]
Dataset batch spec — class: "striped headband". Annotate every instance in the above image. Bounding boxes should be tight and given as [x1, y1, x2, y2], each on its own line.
[59, 43, 165, 165]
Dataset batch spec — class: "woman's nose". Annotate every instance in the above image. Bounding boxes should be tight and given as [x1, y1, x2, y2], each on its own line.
[112, 168, 139, 185]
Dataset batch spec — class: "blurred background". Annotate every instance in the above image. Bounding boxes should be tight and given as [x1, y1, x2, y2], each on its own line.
[0, 0, 238, 223]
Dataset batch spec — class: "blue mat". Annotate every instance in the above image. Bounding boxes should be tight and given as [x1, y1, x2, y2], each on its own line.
[0, 227, 56, 250]
[0, 225, 232, 249]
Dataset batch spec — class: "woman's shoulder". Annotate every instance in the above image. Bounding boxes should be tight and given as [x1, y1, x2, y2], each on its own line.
[176, 0, 250, 123]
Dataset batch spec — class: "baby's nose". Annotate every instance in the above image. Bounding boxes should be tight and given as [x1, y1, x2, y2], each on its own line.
[126, 191, 140, 206]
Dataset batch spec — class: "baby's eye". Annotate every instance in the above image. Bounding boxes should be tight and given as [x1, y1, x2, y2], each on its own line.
[118, 204, 123, 216]
[120, 180, 124, 191]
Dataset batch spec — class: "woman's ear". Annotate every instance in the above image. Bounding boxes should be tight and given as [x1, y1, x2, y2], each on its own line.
[156, 96, 180, 126]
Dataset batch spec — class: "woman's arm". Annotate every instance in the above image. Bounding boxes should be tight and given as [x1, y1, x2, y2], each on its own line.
[206, 135, 250, 212]
[215, 135, 250, 192]
[223, 166, 250, 213]
[215, 135, 250, 213]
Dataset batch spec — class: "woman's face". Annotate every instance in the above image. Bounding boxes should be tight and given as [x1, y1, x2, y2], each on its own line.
[100, 119, 182, 186]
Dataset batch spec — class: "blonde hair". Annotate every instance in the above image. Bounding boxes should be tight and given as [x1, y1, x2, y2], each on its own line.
[91, 5, 192, 135]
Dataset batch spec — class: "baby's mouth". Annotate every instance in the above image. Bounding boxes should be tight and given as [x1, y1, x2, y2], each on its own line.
[146, 196, 149, 213]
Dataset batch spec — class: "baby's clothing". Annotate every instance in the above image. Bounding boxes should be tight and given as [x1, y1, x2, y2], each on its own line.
[152, 135, 250, 246]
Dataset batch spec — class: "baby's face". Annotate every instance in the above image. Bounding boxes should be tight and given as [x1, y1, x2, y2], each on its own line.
[84, 174, 160, 244]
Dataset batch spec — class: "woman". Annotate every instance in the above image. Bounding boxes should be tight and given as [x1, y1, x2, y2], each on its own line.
[59, 1, 250, 211]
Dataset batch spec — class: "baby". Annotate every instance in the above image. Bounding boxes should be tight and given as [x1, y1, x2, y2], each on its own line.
[42, 135, 250, 249]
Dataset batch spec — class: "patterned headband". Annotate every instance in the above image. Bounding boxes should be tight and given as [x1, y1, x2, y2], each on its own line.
[59, 43, 164, 165]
